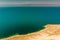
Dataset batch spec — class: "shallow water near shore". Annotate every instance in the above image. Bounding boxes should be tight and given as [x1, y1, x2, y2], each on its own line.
[0, 23, 45, 39]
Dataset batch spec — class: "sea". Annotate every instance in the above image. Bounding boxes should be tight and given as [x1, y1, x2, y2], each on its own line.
[0, 7, 60, 39]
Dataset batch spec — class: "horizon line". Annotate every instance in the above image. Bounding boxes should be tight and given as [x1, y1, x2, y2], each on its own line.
[0, 1, 60, 7]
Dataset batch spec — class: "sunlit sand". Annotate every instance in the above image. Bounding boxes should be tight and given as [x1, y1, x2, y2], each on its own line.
[1, 24, 60, 40]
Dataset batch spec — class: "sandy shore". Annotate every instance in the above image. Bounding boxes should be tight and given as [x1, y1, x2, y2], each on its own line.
[1, 24, 60, 40]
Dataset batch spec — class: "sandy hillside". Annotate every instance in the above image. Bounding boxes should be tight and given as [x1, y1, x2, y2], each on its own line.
[1, 24, 60, 40]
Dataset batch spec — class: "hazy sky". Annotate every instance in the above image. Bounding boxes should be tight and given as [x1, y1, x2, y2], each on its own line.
[0, 0, 59, 2]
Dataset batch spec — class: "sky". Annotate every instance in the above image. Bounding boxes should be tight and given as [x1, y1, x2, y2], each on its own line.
[0, 0, 60, 2]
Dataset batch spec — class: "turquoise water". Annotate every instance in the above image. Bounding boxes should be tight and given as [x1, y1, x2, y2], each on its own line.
[0, 7, 60, 38]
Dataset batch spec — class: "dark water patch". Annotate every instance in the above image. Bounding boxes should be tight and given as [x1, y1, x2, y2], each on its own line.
[0, 23, 45, 39]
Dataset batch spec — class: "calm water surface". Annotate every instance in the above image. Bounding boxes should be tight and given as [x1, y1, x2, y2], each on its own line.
[0, 7, 60, 38]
